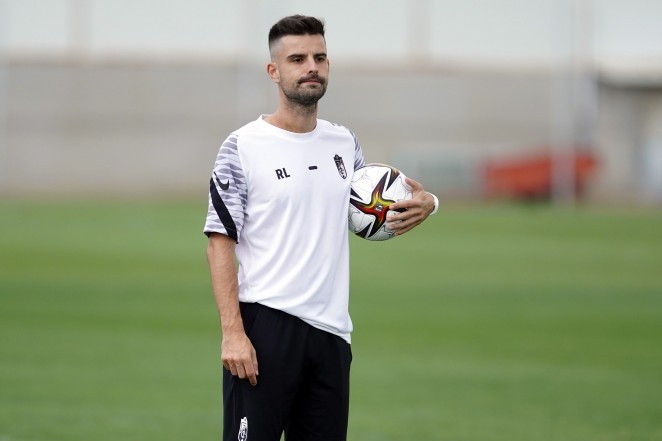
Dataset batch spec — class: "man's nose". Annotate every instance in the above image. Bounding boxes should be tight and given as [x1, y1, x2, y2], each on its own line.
[306, 58, 318, 73]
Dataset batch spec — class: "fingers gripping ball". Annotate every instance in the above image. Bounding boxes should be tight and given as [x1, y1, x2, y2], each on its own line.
[348, 164, 413, 241]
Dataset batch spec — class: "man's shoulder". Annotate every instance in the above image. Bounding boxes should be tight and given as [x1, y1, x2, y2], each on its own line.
[316, 119, 357, 140]
[317, 118, 351, 132]
[222, 117, 272, 150]
[233, 117, 264, 137]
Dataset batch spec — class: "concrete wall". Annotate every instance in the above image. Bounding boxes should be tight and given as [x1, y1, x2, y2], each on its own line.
[1, 60, 660, 204]
[595, 83, 662, 203]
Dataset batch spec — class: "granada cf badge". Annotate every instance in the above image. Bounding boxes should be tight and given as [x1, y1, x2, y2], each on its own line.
[334, 154, 347, 179]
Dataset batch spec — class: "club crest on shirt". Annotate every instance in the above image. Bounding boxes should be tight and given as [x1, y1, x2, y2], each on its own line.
[334, 154, 347, 179]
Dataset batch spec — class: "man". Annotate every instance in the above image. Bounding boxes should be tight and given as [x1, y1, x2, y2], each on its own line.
[204, 15, 438, 441]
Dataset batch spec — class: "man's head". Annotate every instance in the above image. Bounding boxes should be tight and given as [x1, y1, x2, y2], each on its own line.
[268, 15, 325, 60]
[267, 15, 329, 108]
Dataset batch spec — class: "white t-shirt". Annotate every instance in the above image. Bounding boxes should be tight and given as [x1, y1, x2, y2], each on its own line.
[204, 115, 365, 343]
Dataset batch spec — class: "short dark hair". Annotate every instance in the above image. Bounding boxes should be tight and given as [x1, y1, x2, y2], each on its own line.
[268, 15, 325, 50]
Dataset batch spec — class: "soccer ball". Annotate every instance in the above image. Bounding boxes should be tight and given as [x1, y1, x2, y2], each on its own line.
[348, 164, 413, 241]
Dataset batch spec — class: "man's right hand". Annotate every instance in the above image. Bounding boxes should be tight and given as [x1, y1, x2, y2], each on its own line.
[221, 331, 259, 386]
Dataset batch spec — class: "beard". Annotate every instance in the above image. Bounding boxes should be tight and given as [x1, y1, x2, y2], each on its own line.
[282, 76, 328, 107]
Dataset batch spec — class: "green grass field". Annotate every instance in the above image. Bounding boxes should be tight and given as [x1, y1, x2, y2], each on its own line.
[1, 200, 661, 441]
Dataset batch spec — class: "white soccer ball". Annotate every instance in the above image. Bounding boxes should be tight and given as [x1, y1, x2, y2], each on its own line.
[348, 163, 413, 241]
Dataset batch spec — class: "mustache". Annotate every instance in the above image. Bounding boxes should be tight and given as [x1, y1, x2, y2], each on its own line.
[298, 75, 326, 84]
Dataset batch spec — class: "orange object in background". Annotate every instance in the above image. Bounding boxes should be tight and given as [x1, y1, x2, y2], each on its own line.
[483, 150, 598, 200]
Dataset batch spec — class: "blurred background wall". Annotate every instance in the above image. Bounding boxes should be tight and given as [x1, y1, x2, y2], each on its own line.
[1, 0, 661, 204]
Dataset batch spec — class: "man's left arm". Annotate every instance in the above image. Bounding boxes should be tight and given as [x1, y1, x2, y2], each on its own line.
[386, 177, 439, 236]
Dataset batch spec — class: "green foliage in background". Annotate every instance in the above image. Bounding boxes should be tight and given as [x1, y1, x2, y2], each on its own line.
[1, 200, 661, 441]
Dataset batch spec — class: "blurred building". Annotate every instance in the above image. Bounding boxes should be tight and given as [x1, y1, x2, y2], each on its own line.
[1, 0, 661, 204]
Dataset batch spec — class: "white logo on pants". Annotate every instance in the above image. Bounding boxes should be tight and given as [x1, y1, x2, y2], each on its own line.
[238, 417, 248, 441]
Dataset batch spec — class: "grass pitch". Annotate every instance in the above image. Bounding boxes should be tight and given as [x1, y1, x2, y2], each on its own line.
[1, 200, 661, 441]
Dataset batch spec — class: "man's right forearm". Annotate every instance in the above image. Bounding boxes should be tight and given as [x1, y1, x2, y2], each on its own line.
[207, 233, 259, 385]
[207, 233, 243, 334]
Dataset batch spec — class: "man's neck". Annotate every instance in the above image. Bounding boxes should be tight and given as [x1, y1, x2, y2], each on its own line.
[265, 103, 318, 133]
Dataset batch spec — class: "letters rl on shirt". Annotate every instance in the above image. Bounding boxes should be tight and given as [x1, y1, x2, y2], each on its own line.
[276, 168, 291, 180]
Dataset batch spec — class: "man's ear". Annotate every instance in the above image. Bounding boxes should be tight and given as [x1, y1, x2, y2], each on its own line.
[267, 62, 280, 83]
